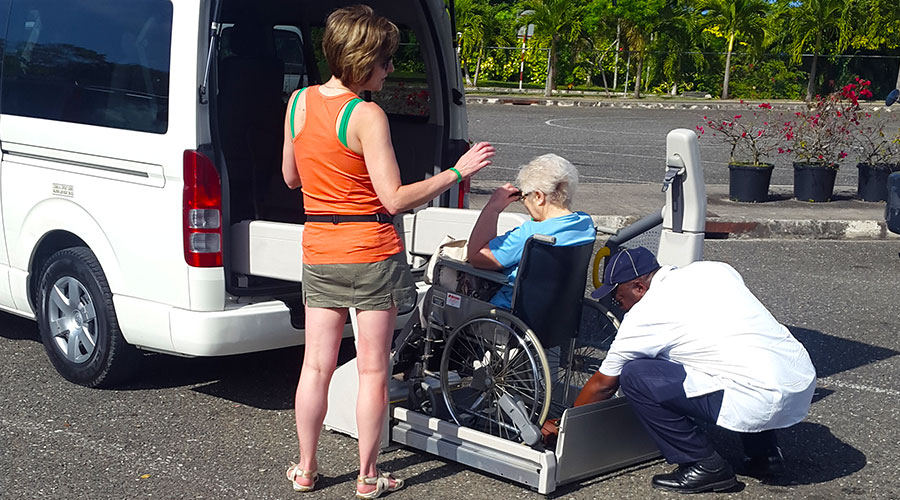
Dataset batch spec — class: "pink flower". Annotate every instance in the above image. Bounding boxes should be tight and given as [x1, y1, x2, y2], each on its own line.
[758, 103, 772, 109]
[734, 115, 742, 119]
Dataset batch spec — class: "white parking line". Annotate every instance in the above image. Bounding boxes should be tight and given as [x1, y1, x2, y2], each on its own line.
[491, 141, 660, 160]
[545, 117, 667, 136]
[817, 377, 900, 397]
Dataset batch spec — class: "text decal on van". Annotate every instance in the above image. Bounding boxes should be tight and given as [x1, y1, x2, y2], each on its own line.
[52, 184, 74, 198]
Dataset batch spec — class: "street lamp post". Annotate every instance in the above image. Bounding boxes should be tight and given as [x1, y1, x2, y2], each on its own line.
[518, 11, 534, 92]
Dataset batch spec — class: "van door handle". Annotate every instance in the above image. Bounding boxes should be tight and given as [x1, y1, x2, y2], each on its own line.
[452, 88, 463, 106]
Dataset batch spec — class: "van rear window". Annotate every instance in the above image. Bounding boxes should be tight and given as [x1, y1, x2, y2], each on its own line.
[0, 0, 173, 134]
[310, 24, 430, 119]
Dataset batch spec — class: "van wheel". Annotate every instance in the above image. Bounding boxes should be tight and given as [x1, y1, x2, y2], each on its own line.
[37, 247, 139, 387]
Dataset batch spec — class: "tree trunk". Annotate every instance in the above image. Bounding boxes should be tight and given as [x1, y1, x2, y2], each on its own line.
[473, 45, 484, 86]
[633, 52, 643, 99]
[722, 32, 734, 100]
[644, 58, 650, 92]
[895, 62, 900, 90]
[598, 53, 611, 97]
[806, 31, 823, 101]
[545, 36, 559, 97]
[613, 21, 621, 90]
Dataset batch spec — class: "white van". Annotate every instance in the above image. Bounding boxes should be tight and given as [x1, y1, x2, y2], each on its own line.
[0, 0, 473, 387]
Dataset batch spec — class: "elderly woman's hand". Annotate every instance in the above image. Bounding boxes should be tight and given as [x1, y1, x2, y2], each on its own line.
[486, 183, 520, 211]
[453, 142, 495, 179]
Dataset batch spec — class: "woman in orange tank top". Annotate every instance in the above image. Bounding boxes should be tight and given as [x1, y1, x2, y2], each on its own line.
[280, 6, 494, 498]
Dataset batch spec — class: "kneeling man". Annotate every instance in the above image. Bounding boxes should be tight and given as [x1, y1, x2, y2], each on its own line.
[559, 247, 816, 493]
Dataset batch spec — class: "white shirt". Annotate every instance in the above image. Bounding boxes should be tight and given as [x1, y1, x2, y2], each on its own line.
[599, 262, 816, 432]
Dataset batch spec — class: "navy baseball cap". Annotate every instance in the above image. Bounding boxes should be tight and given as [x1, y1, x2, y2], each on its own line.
[591, 246, 660, 299]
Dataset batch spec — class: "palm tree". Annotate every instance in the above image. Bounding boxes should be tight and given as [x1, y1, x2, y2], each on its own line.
[861, 0, 900, 90]
[455, 0, 484, 84]
[520, 0, 587, 96]
[654, 0, 707, 96]
[620, 19, 650, 98]
[697, 0, 769, 100]
[611, 0, 668, 98]
[782, 0, 852, 101]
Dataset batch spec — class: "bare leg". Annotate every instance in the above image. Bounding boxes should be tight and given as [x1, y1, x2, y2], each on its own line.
[293, 306, 347, 486]
[354, 306, 399, 493]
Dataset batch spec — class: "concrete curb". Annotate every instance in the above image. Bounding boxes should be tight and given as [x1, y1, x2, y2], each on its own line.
[465, 95, 898, 113]
[590, 215, 899, 240]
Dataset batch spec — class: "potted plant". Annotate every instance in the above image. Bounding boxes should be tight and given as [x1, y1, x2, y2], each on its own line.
[847, 79, 899, 202]
[780, 84, 857, 202]
[699, 102, 782, 202]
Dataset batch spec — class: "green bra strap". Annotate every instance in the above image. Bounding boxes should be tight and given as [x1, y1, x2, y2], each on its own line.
[290, 87, 307, 138]
[338, 98, 364, 148]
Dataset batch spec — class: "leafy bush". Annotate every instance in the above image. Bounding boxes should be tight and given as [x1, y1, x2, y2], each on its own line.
[727, 59, 805, 100]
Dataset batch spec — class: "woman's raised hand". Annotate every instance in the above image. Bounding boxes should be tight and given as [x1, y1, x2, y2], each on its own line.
[453, 142, 495, 179]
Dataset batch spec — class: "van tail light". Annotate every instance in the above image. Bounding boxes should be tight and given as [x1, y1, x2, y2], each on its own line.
[458, 177, 470, 208]
[454, 140, 471, 208]
[183, 150, 222, 267]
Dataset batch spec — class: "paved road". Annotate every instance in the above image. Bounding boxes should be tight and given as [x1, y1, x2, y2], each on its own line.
[466, 103, 898, 188]
[2, 239, 898, 499]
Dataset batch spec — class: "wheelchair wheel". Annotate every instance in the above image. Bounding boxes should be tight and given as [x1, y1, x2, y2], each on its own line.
[439, 309, 551, 442]
[546, 298, 620, 408]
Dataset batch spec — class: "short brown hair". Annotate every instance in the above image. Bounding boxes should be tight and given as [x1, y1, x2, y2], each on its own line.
[323, 5, 399, 88]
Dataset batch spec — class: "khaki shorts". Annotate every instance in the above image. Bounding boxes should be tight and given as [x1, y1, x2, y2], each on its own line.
[302, 252, 417, 310]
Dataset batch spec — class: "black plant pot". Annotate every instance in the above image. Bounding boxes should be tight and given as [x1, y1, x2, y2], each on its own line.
[728, 163, 774, 202]
[857, 163, 900, 202]
[793, 162, 838, 202]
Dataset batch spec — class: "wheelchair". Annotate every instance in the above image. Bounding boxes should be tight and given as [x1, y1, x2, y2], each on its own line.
[392, 234, 620, 444]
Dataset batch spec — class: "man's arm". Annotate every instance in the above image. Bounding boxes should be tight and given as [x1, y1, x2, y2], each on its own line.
[541, 371, 620, 441]
[574, 372, 620, 406]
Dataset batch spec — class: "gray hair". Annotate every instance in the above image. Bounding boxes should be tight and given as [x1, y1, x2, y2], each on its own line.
[515, 153, 579, 209]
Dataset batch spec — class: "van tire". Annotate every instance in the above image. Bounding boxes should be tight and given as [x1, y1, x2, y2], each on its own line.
[37, 247, 140, 387]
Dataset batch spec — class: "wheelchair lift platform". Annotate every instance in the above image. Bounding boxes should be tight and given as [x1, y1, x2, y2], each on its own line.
[322, 129, 706, 494]
[323, 355, 661, 494]
[391, 389, 661, 493]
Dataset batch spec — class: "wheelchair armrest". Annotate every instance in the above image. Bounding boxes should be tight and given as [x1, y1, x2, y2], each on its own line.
[438, 258, 510, 285]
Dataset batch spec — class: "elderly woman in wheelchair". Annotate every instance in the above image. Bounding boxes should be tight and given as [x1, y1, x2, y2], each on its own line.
[397, 154, 619, 446]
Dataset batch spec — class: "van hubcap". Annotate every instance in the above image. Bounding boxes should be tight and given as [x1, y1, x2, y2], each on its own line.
[48, 277, 97, 364]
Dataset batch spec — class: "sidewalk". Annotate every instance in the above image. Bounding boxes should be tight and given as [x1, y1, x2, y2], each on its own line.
[469, 181, 898, 240]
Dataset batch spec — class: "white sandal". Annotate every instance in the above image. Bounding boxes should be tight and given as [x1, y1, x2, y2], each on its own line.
[355, 471, 404, 499]
[286, 463, 319, 492]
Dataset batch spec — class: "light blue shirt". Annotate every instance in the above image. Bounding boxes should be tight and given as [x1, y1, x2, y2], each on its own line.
[488, 211, 595, 309]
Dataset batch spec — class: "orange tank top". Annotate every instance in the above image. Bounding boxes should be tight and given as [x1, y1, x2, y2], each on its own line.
[292, 86, 404, 265]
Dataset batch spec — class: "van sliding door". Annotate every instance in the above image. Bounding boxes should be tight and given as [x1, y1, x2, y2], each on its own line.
[0, 0, 18, 308]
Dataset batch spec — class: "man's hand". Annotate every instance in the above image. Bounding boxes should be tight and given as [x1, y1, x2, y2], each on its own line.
[541, 418, 560, 446]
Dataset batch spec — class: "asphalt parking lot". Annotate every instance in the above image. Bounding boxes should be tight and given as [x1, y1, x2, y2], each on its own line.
[2, 239, 899, 499]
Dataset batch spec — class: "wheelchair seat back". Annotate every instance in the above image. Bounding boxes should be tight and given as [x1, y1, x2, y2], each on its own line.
[511, 236, 595, 349]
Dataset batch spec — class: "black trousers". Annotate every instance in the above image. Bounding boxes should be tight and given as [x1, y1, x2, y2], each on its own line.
[620, 358, 779, 464]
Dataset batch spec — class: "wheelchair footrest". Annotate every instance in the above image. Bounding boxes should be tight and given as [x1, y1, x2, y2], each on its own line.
[498, 393, 542, 447]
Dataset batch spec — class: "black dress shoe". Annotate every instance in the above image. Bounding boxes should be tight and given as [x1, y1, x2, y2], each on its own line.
[651, 463, 738, 493]
[741, 446, 785, 477]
